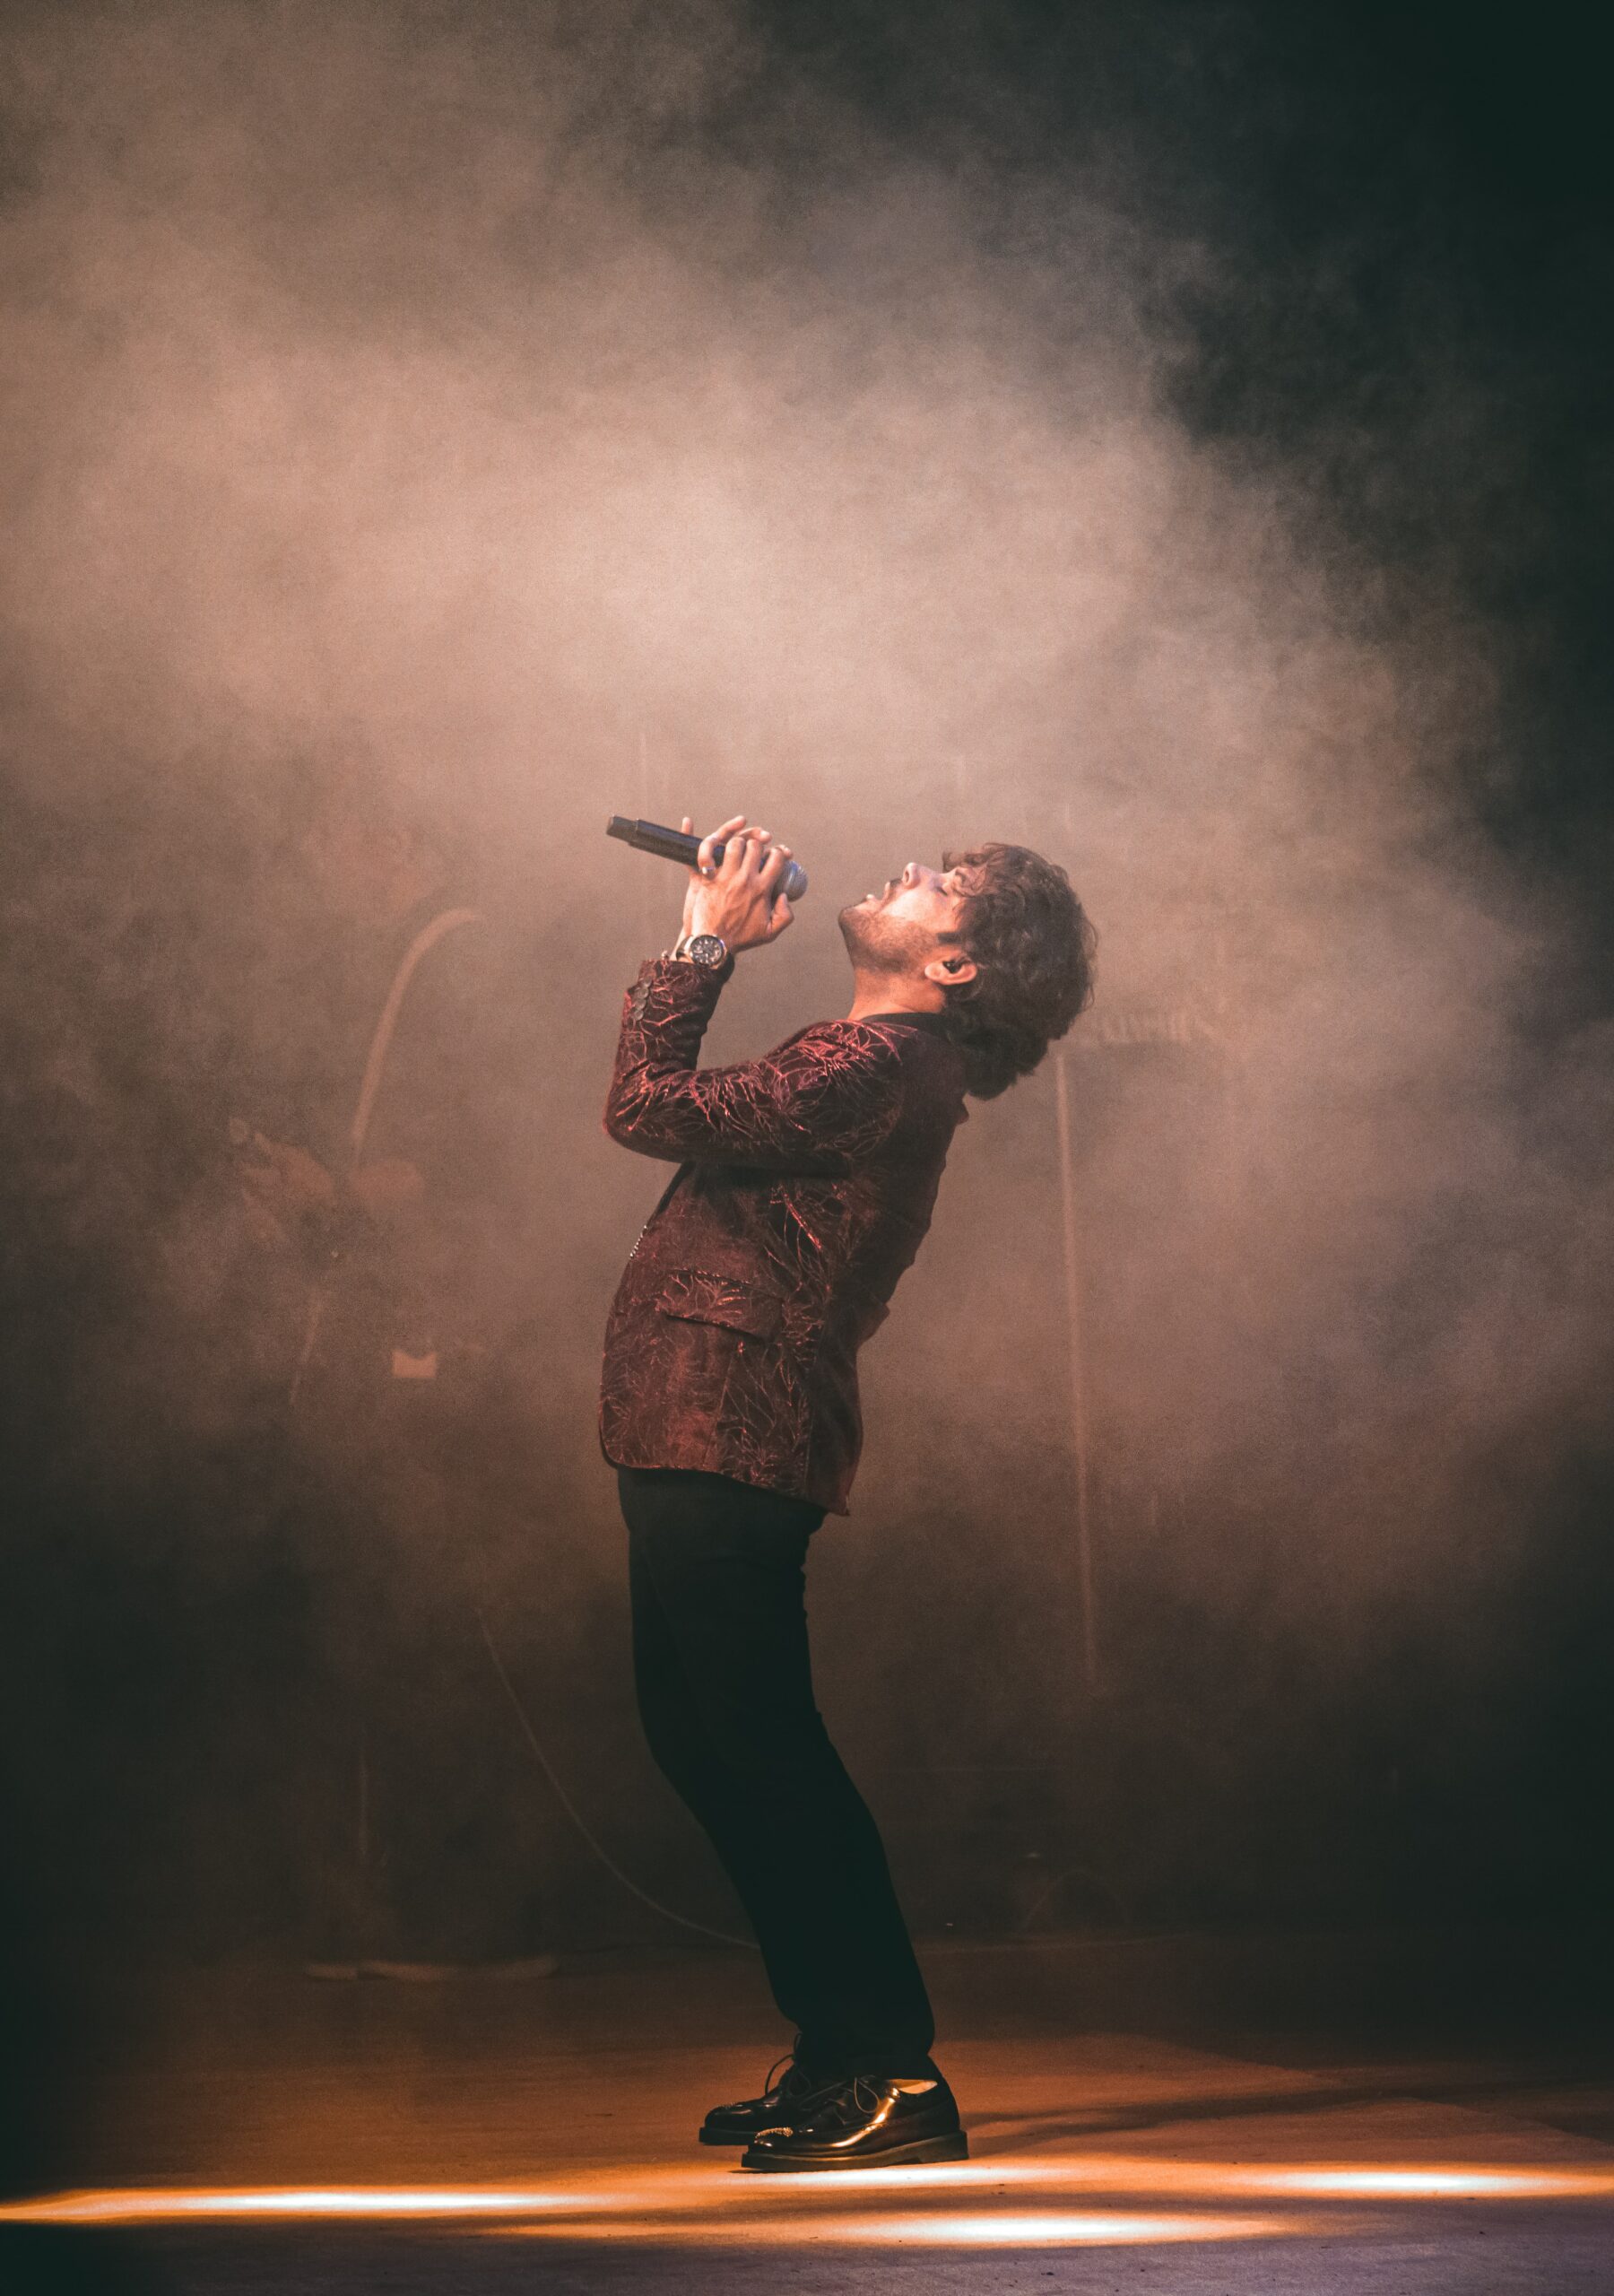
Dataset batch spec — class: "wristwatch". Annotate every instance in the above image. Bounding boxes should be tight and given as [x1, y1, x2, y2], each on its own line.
[678, 932, 729, 969]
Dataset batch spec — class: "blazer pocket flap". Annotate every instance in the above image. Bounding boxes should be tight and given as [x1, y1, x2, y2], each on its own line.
[655, 1268, 784, 1338]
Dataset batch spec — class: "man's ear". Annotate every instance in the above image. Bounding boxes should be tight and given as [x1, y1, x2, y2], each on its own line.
[923, 952, 977, 988]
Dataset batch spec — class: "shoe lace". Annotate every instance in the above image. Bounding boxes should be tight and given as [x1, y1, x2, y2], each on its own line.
[806, 2074, 886, 2130]
[754, 2050, 829, 2105]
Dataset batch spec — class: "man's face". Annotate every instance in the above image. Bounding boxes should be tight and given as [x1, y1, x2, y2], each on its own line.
[838, 860, 976, 976]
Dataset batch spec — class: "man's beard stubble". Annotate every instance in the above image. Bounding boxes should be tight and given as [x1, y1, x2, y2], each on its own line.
[837, 903, 939, 977]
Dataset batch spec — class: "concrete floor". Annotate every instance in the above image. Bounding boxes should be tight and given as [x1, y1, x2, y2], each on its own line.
[5, 1942, 1614, 2292]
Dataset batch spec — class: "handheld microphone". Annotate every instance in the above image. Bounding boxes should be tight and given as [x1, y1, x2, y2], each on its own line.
[606, 815, 809, 903]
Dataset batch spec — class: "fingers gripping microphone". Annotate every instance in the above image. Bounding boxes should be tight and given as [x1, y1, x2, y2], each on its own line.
[606, 816, 809, 903]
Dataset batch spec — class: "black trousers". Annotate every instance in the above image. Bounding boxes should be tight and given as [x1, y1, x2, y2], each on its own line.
[619, 1465, 939, 2080]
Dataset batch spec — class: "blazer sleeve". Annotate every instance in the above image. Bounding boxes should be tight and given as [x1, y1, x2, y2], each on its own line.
[603, 958, 906, 1171]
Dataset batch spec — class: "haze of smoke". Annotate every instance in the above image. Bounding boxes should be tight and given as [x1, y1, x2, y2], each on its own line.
[2, 0, 1607, 1668]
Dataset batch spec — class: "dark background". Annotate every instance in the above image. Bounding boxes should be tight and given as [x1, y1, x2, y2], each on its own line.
[3, 0, 1611, 2187]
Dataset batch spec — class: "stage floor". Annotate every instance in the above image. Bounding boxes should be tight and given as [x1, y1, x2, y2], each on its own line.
[7, 1940, 1614, 2292]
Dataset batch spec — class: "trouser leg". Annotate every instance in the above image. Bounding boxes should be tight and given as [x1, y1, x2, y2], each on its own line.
[620, 1466, 937, 2079]
[625, 1518, 806, 1994]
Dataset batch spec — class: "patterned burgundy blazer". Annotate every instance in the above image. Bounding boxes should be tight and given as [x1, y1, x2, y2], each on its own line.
[599, 956, 969, 1514]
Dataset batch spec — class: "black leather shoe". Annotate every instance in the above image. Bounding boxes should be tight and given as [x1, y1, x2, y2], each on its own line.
[741, 2074, 968, 2170]
[699, 2056, 838, 2146]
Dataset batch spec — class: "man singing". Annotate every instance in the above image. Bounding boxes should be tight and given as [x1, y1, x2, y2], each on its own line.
[600, 812, 1095, 2170]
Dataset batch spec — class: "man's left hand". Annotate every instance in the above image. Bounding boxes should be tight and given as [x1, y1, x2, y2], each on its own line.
[679, 813, 795, 953]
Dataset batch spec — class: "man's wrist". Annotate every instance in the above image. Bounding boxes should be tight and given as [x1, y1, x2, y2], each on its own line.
[675, 930, 730, 968]
[658, 931, 727, 965]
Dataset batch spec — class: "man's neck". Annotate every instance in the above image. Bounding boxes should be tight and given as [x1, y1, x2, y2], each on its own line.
[844, 973, 946, 1023]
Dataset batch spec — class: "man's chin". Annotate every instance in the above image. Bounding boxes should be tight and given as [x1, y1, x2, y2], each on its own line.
[840, 906, 926, 977]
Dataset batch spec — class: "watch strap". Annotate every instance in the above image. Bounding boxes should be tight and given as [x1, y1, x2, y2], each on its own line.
[662, 931, 729, 967]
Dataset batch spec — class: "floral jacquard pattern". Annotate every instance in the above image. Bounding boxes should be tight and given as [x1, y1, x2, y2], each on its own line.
[599, 958, 968, 1514]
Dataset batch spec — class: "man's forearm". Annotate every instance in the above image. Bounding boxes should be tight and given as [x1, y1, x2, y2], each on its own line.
[604, 954, 730, 1155]
[603, 961, 904, 1171]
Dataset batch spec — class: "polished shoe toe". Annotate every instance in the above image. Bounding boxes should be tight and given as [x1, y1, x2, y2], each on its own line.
[699, 2056, 837, 2146]
[741, 2074, 967, 2171]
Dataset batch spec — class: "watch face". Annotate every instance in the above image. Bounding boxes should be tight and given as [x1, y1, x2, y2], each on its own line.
[686, 934, 727, 968]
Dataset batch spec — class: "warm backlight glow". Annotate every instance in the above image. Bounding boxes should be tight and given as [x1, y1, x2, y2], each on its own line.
[516, 2208, 1308, 2248]
[1267, 2168, 1611, 2199]
[0, 2187, 577, 2225]
[5, 2154, 1613, 2235]
[1006, 2157, 1614, 2205]
[811, 2211, 1297, 2247]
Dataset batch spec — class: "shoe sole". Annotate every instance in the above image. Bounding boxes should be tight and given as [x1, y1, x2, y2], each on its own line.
[742, 2129, 968, 2171]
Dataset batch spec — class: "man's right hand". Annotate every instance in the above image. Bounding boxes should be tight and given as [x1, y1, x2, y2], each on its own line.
[679, 813, 794, 953]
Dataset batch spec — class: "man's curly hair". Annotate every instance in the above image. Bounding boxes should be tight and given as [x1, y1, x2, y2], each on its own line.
[937, 843, 1097, 1099]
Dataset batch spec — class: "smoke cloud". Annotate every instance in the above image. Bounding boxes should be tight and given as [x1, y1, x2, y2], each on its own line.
[4, 0, 1610, 1940]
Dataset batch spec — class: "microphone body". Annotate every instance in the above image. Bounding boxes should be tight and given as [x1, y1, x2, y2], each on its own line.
[606, 815, 809, 903]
